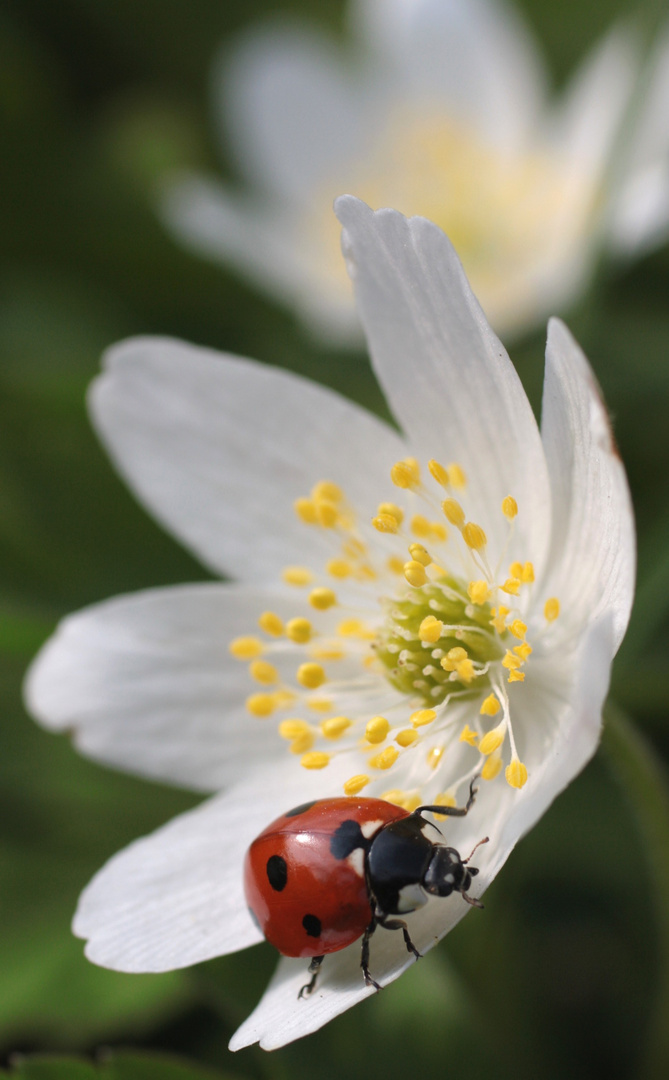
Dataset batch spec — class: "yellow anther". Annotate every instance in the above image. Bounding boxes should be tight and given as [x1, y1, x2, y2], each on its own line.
[509, 561, 523, 579]
[440, 646, 468, 672]
[285, 617, 312, 644]
[337, 618, 374, 640]
[459, 724, 479, 746]
[442, 498, 465, 527]
[229, 636, 264, 660]
[327, 558, 352, 579]
[408, 542, 432, 567]
[480, 694, 501, 717]
[462, 522, 487, 550]
[315, 501, 338, 528]
[290, 733, 315, 754]
[357, 563, 377, 582]
[391, 459, 420, 489]
[426, 746, 445, 769]
[294, 497, 319, 524]
[455, 658, 476, 683]
[501, 577, 521, 595]
[282, 566, 313, 587]
[468, 580, 490, 605]
[448, 463, 467, 489]
[411, 514, 432, 539]
[402, 793, 423, 812]
[429, 521, 448, 542]
[321, 716, 352, 740]
[482, 752, 503, 781]
[297, 662, 326, 689]
[278, 719, 312, 740]
[502, 496, 518, 520]
[396, 728, 419, 747]
[369, 746, 400, 770]
[514, 642, 533, 661]
[246, 693, 276, 717]
[311, 480, 343, 504]
[378, 502, 404, 525]
[258, 612, 283, 637]
[301, 751, 331, 770]
[507, 669, 526, 683]
[510, 619, 527, 640]
[479, 724, 505, 756]
[344, 774, 370, 796]
[404, 560, 428, 587]
[387, 555, 405, 575]
[365, 716, 390, 744]
[419, 615, 443, 644]
[506, 758, 528, 788]
[343, 538, 367, 558]
[502, 651, 522, 671]
[411, 709, 437, 728]
[310, 645, 345, 661]
[249, 660, 279, 685]
[522, 561, 535, 584]
[432, 793, 458, 819]
[373, 513, 400, 534]
[381, 789, 412, 809]
[309, 587, 337, 610]
[428, 459, 450, 487]
[544, 597, 560, 622]
[307, 696, 333, 712]
[272, 689, 296, 707]
[490, 605, 510, 634]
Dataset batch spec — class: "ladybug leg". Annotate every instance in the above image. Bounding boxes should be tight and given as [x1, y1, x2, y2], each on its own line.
[414, 776, 480, 819]
[298, 954, 324, 1000]
[361, 919, 382, 991]
[378, 916, 421, 960]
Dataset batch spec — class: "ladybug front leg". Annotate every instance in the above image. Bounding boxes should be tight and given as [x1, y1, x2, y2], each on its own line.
[298, 954, 324, 999]
[378, 915, 421, 960]
[360, 919, 382, 991]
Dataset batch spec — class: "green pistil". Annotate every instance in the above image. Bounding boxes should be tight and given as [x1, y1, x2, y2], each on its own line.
[374, 575, 505, 705]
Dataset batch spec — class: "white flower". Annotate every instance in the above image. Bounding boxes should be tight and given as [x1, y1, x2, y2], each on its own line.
[25, 197, 635, 1051]
[160, 0, 669, 344]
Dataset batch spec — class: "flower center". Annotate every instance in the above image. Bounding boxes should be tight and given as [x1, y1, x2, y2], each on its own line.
[229, 458, 561, 811]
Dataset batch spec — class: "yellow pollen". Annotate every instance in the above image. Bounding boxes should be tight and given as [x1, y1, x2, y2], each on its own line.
[343, 538, 367, 558]
[307, 696, 333, 712]
[479, 724, 505, 755]
[462, 522, 487, 550]
[411, 514, 432, 539]
[315, 501, 338, 528]
[510, 619, 527, 640]
[411, 708, 437, 728]
[448, 464, 467, 489]
[285, 617, 312, 644]
[373, 513, 400, 534]
[378, 501, 404, 525]
[502, 651, 522, 671]
[278, 719, 312, 740]
[432, 793, 457, 819]
[468, 580, 490, 605]
[290, 733, 315, 754]
[404, 560, 428, 587]
[428, 459, 450, 487]
[426, 746, 445, 769]
[320, 716, 352, 740]
[381, 789, 420, 810]
[344, 774, 370, 796]
[459, 724, 479, 746]
[246, 693, 275, 717]
[480, 693, 501, 717]
[490, 605, 510, 633]
[501, 577, 521, 595]
[297, 662, 326, 689]
[294, 497, 318, 524]
[311, 480, 343, 504]
[506, 758, 528, 788]
[502, 496, 518, 520]
[396, 728, 419, 747]
[430, 521, 448, 541]
[514, 642, 533, 661]
[544, 597, 560, 622]
[369, 746, 399, 770]
[249, 660, 279, 685]
[229, 636, 264, 660]
[442, 498, 465, 527]
[327, 558, 352, 578]
[273, 689, 296, 707]
[309, 587, 337, 610]
[391, 459, 420, 489]
[509, 561, 523, 579]
[419, 615, 443, 643]
[408, 542, 432, 566]
[258, 612, 283, 637]
[522, 561, 535, 584]
[482, 752, 503, 781]
[387, 555, 405, 575]
[508, 669, 526, 683]
[282, 566, 313, 587]
[337, 618, 374, 639]
[310, 645, 345, 661]
[365, 716, 390, 744]
[301, 751, 330, 770]
[455, 658, 476, 683]
[440, 646, 468, 672]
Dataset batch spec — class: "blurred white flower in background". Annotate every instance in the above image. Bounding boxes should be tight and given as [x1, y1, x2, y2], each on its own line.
[160, 0, 669, 344]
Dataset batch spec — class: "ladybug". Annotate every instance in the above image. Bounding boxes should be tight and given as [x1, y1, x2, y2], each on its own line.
[244, 778, 487, 996]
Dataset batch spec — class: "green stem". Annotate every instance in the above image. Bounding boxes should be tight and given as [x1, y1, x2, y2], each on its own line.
[602, 702, 669, 1080]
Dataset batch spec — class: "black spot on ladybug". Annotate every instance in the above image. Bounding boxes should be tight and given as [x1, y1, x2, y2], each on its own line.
[247, 906, 261, 931]
[284, 800, 318, 818]
[302, 914, 322, 938]
[266, 854, 288, 891]
[330, 819, 368, 860]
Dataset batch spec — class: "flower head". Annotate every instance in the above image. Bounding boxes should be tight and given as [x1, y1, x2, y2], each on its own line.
[161, 0, 669, 343]
[25, 197, 635, 1050]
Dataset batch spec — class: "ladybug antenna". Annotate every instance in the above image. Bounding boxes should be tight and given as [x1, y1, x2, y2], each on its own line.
[461, 892, 485, 909]
[462, 835, 489, 865]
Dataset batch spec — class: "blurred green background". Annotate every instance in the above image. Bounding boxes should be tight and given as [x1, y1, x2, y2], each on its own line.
[1, 1, 668, 1078]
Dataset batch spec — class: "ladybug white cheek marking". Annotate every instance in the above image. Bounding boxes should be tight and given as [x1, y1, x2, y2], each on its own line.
[360, 819, 384, 839]
[229, 462, 562, 810]
[396, 883, 429, 914]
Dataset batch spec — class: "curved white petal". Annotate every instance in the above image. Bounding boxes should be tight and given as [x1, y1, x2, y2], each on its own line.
[350, 0, 546, 148]
[335, 196, 552, 570]
[25, 583, 329, 793]
[540, 319, 635, 651]
[89, 337, 407, 580]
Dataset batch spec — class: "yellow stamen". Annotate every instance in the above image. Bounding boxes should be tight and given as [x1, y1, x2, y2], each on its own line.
[544, 597, 560, 622]
[282, 566, 313, 587]
[502, 496, 518, 520]
[430, 521, 448, 541]
[428, 459, 450, 487]
[369, 746, 399, 770]
[307, 696, 333, 712]
[387, 555, 405, 575]
[419, 615, 443, 643]
[459, 724, 479, 746]
[463, 522, 487, 550]
[479, 724, 505, 755]
[249, 660, 278, 685]
[344, 774, 370, 796]
[314, 501, 338, 528]
[502, 650, 522, 671]
[501, 577, 521, 595]
[404, 560, 428, 587]
[448, 464, 467, 489]
[294, 497, 318, 524]
[285, 617, 312, 644]
[514, 642, 533, 661]
[391, 459, 420, 489]
[408, 542, 432, 566]
[411, 708, 437, 728]
[522, 562, 535, 583]
[365, 716, 390, 744]
[411, 514, 432, 539]
[246, 693, 275, 717]
[432, 793, 457, 819]
[426, 746, 445, 769]
[311, 480, 343, 504]
[442, 498, 465, 527]
[310, 645, 345, 661]
[327, 558, 352, 578]
[229, 636, 264, 660]
[506, 758, 528, 788]
[309, 587, 337, 610]
[278, 719, 311, 740]
[480, 693, 501, 717]
[482, 752, 503, 781]
[508, 669, 526, 683]
[440, 646, 467, 672]
[301, 751, 330, 770]
[490, 605, 510, 633]
[510, 619, 527, 640]
[290, 733, 315, 754]
[297, 662, 326, 689]
[378, 501, 404, 525]
[396, 728, 419, 747]
[337, 618, 374, 639]
[258, 612, 283, 637]
[273, 689, 296, 707]
[455, 658, 476, 683]
[468, 579, 490, 605]
[373, 513, 400, 534]
[509, 561, 523, 579]
[321, 716, 352, 740]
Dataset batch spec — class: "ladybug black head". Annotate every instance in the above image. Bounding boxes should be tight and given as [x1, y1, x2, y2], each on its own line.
[423, 845, 478, 900]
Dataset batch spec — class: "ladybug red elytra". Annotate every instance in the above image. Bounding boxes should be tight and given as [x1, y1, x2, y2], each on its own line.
[244, 779, 487, 995]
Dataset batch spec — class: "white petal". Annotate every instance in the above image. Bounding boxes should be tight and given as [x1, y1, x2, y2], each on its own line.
[350, 0, 546, 148]
[25, 583, 325, 793]
[335, 196, 552, 569]
[90, 337, 407, 579]
[540, 319, 635, 651]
